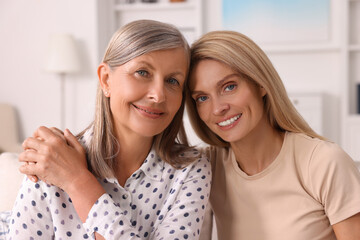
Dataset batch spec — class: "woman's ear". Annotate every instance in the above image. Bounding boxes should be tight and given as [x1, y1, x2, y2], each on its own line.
[98, 63, 111, 97]
[260, 86, 267, 97]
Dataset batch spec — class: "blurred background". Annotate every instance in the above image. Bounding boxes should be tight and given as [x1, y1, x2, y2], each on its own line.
[0, 0, 359, 163]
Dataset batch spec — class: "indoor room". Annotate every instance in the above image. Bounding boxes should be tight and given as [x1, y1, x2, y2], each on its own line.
[1, 0, 360, 239]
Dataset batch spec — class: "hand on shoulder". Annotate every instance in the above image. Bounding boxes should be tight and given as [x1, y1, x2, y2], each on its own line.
[18, 126, 89, 192]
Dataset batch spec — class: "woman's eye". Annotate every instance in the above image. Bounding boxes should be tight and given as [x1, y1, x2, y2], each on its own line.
[136, 70, 148, 77]
[224, 84, 236, 92]
[167, 77, 180, 86]
[196, 96, 208, 103]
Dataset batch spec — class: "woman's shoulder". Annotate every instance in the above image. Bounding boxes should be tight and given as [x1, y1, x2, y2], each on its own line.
[198, 145, 232, 167]
[178, 146, 211, 169]
[163, 146, 212, 180]
[286, 132, 356, 175]
[286, 132, 346, 158]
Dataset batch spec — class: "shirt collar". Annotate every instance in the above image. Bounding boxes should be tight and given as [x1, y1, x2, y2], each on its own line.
[104, 147, 165, 184]
[136, 146, 165, 182]
[81, 128, 165, 183]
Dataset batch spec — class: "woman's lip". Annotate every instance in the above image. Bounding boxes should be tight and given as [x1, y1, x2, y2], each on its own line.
[133, 104, 164, 118]
[216, 113, 242, 127]
[216, 113, 242, 125]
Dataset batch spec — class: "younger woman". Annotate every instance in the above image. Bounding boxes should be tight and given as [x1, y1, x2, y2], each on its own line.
[186, 31, 360, 240]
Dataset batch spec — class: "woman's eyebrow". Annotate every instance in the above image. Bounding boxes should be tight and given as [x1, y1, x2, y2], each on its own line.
[216, 73, 239, 88]
[136, 61, 155, 70]
[191, 73, 239, 94]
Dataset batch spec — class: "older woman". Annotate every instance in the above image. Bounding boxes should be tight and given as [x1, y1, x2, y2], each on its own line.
[10, 20, 211, 240]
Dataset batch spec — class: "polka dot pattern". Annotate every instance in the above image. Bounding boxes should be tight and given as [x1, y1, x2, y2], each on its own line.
[84, 147, 211, 239]
[8, 134, 211, 239]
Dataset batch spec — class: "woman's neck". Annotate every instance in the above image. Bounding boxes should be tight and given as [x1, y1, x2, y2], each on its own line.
[114, 129, 153, 186]
[230, 123, 285, 176]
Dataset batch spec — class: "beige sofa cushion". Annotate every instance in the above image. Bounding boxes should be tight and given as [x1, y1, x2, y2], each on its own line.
[0, 103, 22, 153]
[0, 152, 24, 212]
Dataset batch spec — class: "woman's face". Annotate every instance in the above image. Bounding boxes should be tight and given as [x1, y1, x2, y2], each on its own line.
[99, 47, 188, 138]
[189, 59, 267, 143]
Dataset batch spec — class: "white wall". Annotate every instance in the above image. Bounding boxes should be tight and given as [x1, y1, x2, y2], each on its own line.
[0, 0, 99, 141]
[202, 0, 344, 143]
[0, 0, 344, 144]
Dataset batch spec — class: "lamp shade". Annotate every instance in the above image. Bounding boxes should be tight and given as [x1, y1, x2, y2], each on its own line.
[44, 34, 80, 74]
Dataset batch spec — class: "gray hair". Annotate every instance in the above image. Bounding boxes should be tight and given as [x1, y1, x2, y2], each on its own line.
[79, 20, 192, 178]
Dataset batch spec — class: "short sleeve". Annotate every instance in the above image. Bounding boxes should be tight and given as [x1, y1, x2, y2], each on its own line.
[308, 142, 360, 225]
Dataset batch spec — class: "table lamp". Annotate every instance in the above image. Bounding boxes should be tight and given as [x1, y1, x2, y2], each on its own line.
[44, 34, 80, 129]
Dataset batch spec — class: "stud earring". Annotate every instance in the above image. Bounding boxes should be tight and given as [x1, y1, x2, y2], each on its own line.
[104, 90, 109, 96]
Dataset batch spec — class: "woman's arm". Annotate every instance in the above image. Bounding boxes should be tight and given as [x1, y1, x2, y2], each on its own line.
[333, 212, 360, 240]
[199, 203, 214, 240]
[8, 177, 55, 239]
[19, 127, 106, 239]
[19, 126, 212, 239]
[81, 156, 212, 239]
[307, 142, 360, 239]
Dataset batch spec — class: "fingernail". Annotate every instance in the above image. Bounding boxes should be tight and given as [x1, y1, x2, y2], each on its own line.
[65, 129, 73, 135]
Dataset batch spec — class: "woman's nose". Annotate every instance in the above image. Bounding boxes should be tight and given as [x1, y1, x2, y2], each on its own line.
[147, 79, 165, 103]
[213, 99, 230, 116]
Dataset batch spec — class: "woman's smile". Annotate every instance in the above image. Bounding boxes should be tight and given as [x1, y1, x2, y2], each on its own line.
[103, 47, 188, 138]
[217, 113, 242, 128]
[132, 104, 164, 119]
[190, 59, 267, 143]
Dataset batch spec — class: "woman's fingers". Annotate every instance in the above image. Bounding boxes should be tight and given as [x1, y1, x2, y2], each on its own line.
[22, 137, 43, 152]
[20, 154, 39, 183]
[19, 151, 52, 184]
[27, 174, 38, 183]
[20, 163, 40, 183]
[19, 160, 39, 177]
[33, 126, 66, 145]
[33, 126, 53, 139]
[19, 126, 74, 185]
[19, 126, 88, 190]
[64, 129, 85, 154]
[19, 149, 39, 163]
[49, 127, 66, 142]
[49, 127, 64, 135]
[23, 127, 68, 156]
[19, 143, 40, 182]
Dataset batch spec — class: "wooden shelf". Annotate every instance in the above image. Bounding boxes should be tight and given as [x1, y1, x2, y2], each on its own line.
[114, 1, 195, 11]
[263, 44, 340, 54]
[349, 44, 360, 51]
[348, 114, 360, 121]
[110, 0, 203, 45]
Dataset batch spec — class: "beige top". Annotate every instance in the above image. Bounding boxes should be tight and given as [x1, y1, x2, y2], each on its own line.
[205, 132, 360, 240]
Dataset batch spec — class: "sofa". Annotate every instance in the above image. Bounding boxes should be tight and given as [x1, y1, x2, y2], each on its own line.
[0, 103, 24, 239]
[0, 152, 23, 239]
[0, 152, 23, 212]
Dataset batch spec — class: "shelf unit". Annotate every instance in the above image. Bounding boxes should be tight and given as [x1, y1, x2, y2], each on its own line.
[96, 0, 204, 146]
[108, 0, 203, 44]
[342, 0, 360, 162]
[263, 44, 340, 54]
[97, 0, 203, 65]
[114, 1, 197, 11]
[289, 93, 323, 135]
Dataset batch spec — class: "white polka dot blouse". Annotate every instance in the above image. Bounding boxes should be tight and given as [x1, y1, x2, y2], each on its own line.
[8, 132, 211, 239]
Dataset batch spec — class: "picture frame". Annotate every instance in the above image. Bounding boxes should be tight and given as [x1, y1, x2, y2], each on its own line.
[222, 0, 331, 45]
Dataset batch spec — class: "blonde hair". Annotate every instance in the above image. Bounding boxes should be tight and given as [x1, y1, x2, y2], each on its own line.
[186, 31, 324, 147]
[79, 20, 193, 178]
